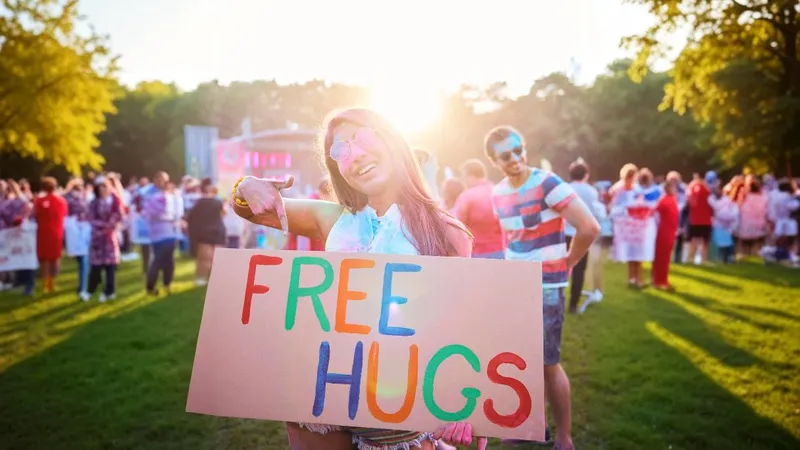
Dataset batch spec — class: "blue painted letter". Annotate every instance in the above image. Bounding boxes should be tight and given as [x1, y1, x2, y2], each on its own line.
[312, 341, 363, 420]
[379, 263, 420, 336]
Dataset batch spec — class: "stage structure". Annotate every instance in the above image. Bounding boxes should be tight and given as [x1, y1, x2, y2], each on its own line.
[185, 122, 325, 199]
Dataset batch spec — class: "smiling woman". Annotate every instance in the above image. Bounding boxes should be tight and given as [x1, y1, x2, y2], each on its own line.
[369, 81, 443, 134]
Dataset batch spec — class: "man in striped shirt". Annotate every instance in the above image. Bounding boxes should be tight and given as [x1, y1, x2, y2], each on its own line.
[485, 126, 599, 450]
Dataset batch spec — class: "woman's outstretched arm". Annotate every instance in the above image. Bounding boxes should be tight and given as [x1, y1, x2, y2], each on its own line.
[232, 176, 344, 241]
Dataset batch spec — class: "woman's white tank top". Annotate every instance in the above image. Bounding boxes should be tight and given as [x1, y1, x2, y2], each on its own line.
[325, 204, 419, 256]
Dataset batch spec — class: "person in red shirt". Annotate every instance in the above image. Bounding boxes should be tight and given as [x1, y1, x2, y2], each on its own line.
[452, 159, 505, 259]
[686, 170, 716, 264]
[653, 179, 680, 289]
[34, 177, 68, 293]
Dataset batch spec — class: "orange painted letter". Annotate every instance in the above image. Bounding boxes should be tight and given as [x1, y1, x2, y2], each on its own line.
[335, 258, 375, 334]
[366, 342, 418, 423]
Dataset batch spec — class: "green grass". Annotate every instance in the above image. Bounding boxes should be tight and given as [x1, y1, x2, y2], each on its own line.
[1, 258, 798, 449]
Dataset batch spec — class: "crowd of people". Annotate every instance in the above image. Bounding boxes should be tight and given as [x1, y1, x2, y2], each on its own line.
[442, 156, 800, 315]
[0, 172, 262, 298]
[2, 105, 799, 450]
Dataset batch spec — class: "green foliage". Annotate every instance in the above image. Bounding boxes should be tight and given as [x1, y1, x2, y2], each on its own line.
[624, 0, 800, 175]
[585, 59, 713, 176]
[0, 0, 118, 175]
[100, 79, 370, 180]
[98, 81, 180, 179]
[415, 62, 710, 181]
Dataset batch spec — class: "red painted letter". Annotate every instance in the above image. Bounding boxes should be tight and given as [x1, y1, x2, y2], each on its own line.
[242, 255, 283, 324]
[483, 352, 531, 428]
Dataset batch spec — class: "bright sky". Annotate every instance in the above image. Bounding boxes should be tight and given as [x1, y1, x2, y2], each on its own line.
[78, 0, 680, 132]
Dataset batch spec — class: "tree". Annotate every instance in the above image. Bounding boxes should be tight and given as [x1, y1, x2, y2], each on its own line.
[98, 82, 180, 180]
[585, 59, 712, 178]
[625, 0, 800, 174]
[511, 73, 596, 173]
[0, 0, 118, 175]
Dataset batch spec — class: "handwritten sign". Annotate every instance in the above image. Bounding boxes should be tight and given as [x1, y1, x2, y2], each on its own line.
[64, 216, 91, 257]
[613, 213, 656, 262]
[0, 226, 38, 271]
[187, 249, 546, 441]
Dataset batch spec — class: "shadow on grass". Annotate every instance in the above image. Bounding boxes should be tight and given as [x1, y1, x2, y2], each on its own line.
[690, 261, 800, 287]
[669, 267, 741, 292]
[643, 291, 763, 367]
[1, 273, 155, 348]
[0, 286, 287, 450]
[735, 304, 800, 323]
[675, 292, 784, 333]
[570, 285, 799, 450]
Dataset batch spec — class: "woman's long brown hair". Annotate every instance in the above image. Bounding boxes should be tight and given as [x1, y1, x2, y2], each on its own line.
[320, 108, 470, 257]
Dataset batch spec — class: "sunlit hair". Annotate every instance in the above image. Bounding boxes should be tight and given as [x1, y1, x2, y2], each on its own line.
[666, 170, 682, 182]
[40, 177, 57, 193]
[318, 177, 332, 193]
[638, 167, 653, 186]
[484, 126, 525, 160]
[200, 177, 215, 194]
[320, 107, 470, 256]
[460, 159, 487, 179]
[664, 178, 679, 194]
[620, 163, 638, 181]
[568, 160, 589, 182]
[441, 178, 466, 211]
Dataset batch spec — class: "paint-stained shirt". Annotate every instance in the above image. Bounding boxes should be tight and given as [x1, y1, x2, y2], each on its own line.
[492, 168, 577, 288]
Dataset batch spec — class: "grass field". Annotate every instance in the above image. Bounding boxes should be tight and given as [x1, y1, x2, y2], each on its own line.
[1, 257, 798, 450]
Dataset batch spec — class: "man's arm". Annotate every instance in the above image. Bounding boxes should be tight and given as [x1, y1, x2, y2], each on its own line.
[560, 198, 600, 269]
[541, 173, 600, 268]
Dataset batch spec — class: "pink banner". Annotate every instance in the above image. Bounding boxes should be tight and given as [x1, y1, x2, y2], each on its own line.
[216, 140, 246, 196]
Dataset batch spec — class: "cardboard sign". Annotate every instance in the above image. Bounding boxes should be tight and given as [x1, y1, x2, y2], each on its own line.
[613, 214, 656, 262]
[187, 249, 545, 441]
[0, 225, 38, 271]
[64, 216, 91, 257]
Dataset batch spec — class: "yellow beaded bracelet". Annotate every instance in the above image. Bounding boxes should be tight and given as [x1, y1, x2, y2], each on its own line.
[232, 177, 249, 207]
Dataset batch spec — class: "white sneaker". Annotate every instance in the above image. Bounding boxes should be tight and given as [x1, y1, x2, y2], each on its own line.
[99, 294, 108, 303]
[79, 291, 91, 302]
[578, 290, 603, 314]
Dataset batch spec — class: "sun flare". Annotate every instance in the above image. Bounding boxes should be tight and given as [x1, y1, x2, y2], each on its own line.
[368, 81, 442, 135]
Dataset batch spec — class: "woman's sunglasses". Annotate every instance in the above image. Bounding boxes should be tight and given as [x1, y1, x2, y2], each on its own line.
[497, 146, 525, 162]
[329, 127, 379, 163]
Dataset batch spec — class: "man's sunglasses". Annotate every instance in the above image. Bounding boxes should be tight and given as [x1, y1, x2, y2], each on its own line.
[497, 146, 525, 162]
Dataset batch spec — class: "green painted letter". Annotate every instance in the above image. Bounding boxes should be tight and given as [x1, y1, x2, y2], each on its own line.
[423, 344, 482, 421]
[285, 257, 334, 331]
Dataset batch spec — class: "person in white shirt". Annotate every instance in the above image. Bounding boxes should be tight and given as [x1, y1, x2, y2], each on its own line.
[564, 159, 605, 313]
[222, 201, 245, 248]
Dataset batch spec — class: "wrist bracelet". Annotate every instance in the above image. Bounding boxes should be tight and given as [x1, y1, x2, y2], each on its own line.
[232, 177, 249, 207]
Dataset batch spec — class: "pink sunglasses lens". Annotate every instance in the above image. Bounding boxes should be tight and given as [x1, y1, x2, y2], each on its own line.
[330, 142, 350, 162]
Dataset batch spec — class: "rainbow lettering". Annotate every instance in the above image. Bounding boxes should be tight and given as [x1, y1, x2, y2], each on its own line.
[241, 255, 531, 428]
